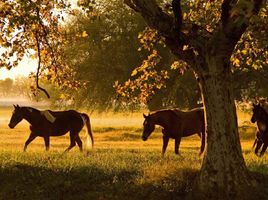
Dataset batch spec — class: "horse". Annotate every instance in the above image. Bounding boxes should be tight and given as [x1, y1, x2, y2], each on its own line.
[8, 105, 94, 153]
[142, 108, 205, 157]
[251, 103, 268, 156]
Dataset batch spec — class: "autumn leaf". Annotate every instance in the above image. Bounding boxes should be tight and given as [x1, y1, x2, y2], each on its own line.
[82, 31, 88, 37]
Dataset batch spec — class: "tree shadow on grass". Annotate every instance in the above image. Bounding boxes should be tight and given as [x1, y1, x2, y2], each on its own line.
[0, 162, 197, 200]
[0, 162, 268, 200]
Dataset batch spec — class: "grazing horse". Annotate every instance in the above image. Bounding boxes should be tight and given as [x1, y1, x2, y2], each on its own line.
[142, 108, 205, 156]
[251, 103, 268, 156]
[8, 105, 94, 153]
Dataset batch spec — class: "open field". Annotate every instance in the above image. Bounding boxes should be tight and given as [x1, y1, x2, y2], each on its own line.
[1, 107, 268, 199]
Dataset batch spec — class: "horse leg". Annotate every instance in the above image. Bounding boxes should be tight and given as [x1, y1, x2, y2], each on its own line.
[252, 138, 258, 149]
[64, 133, 76, 153]
[174, 137, 181, 155]
[75, 135, 83, 152]
[24, 133, 37, 151]
[162, 136, 169, 157]
[44, 136, 50, 151]
[255, 139, 263, 155]
[260, 143, 268, 157]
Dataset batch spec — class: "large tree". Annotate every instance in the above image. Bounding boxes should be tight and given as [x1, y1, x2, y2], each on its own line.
[123, 0, 265, 198]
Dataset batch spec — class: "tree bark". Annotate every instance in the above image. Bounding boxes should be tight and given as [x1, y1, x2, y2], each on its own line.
[196, 56, 253, 199]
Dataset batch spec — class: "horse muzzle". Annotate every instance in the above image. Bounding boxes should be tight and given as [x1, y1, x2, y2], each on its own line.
[8, 123, 15, 129]
[142, 136, 147, 141]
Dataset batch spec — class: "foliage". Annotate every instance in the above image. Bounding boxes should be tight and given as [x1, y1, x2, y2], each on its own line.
[0, 0, 81, 97]
[115, 50, 169, 104]
[58, 0, 147, 110]
[116, 0, 268, 106]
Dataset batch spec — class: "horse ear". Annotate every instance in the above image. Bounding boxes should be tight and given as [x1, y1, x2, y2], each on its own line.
[16, 104, 20, 108]
[143, 113, 147, 118]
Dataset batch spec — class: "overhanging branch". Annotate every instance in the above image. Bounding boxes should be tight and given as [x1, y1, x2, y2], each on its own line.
[35, 33, 50, 99]
[124, 0, 199, 64]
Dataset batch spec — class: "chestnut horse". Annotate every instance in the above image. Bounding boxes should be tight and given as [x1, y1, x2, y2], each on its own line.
[142, 108, 205, 156]
[8, 105, 94, 153]
[251, 103, 268, 156]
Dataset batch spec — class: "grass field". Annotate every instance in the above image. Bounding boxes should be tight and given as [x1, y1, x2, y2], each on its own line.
[1, 107, 268, 199]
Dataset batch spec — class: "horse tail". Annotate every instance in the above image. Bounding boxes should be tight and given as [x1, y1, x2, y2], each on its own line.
[199, 123, 206, 155]
[199, 131, 206, 155]
[81, 113, 94, 150]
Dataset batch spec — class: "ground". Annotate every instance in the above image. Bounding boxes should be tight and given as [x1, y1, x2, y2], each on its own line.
[0, 107, 268, 200]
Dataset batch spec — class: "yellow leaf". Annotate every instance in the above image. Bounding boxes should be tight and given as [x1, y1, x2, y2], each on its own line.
[131, 69, 138, 76]
[241, 49, 247, 55]
[82, 31, 88, 37]
[233, 58, 240, 66]
[183, 45, 189, 51]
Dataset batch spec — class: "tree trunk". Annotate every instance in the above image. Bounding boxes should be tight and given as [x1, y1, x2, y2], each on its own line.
[196, 56, 254, 199]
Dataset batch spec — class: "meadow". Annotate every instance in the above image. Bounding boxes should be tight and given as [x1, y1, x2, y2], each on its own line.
[0, 107, 268, 200]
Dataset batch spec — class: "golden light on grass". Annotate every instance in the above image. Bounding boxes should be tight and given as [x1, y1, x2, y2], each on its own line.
[0, 106, 267, 199]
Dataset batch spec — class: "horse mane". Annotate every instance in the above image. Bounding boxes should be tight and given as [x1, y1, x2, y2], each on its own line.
[150, 109, 177, 116]
[20, 106, 40, 114]
[150, 107, 203, 116]
[256, 104, 268, 114]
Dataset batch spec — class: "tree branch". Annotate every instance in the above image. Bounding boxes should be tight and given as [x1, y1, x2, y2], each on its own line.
[35, 32, 50, 98]
[172, 0, 182, 32]
[211, 0, 264, 58]
[124, 0, 141, 12]
[221, 0, 232, 26]
[124, 0, 200, 65]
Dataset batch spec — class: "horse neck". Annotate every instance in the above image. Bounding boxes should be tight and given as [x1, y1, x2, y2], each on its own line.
[151, 111, 169, 129]
[263, 111, 268, 123]
[258, 109, 268, 123]
[22, 108, 40, 126]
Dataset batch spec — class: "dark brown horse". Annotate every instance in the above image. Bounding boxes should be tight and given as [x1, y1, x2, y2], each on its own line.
[251, 103, 268, 156]
[8, 105, 94, 152]
[142, 108, 205, 156]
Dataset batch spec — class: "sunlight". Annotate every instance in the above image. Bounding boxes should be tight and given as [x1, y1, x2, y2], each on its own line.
[0, 58, 37, 80]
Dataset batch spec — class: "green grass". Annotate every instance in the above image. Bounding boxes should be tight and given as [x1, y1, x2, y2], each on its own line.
[0, 107, 268, 199]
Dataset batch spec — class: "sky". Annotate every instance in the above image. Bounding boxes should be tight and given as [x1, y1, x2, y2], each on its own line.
[0, 58, 37, 80]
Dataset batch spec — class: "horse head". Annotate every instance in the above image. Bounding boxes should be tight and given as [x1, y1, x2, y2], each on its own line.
[142, 113, 155, 141]
[251, 103, 267, 123]
[8, 105, 23, 129]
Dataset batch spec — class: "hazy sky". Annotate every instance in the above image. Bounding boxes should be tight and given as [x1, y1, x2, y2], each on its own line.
[0, 58, 37, 80]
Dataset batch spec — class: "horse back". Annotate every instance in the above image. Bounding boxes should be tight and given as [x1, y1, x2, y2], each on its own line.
[172, 108, 204, 136]
[45, 110, 83, 135]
